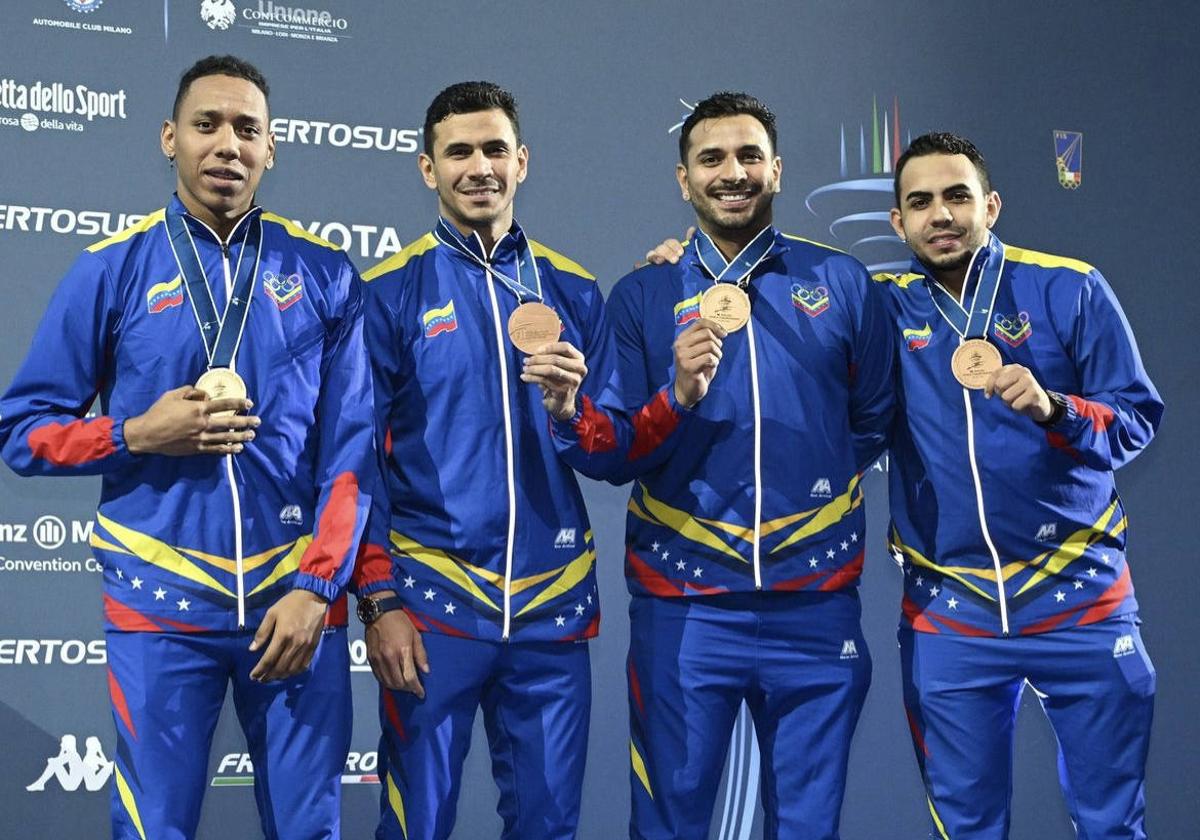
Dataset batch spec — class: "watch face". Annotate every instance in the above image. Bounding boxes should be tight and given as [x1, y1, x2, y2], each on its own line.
[356, 598, 380, 624]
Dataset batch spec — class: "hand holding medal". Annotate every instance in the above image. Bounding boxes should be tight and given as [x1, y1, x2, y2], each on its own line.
[520, 338, 588, 421]
[123, 384, 259, 456]
[673, 317, 727, 408]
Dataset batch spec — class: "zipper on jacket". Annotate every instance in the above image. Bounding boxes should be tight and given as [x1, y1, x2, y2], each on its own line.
[483, 268, 517, 640]
[187, 212, 252, 628]
[960, 381, 1008, 633]
[746, 317, 763, 589]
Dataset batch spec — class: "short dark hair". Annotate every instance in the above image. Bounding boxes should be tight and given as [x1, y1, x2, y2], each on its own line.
[678, 91, 777, 164]
[423, 81, 521, 156]
[172, 55, 270, 120]
[893, 132, 992, 205]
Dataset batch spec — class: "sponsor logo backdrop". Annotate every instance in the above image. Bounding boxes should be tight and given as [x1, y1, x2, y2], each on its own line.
[1, 1, 1196, 837]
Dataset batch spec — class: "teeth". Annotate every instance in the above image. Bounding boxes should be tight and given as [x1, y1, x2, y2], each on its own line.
[717, 194, 749, 202]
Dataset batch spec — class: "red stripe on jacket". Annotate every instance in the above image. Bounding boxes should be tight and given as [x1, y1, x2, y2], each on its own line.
[301, 472, 360, 580]
[28, 417, 115, 466]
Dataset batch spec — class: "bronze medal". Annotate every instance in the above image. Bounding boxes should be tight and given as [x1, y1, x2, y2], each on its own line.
[699, 284, 751, 332]
[507, 302, 562, 354]
[950, 339, 1002, 390]
[195, 367, 248, 416]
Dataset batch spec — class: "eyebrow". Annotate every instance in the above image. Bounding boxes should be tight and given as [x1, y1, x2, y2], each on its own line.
[696, 144, 765, 157]
[191, 108, 262, 124]
[904, 183, 973, 201]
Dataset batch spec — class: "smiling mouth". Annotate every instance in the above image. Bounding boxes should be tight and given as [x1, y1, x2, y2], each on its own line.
[712, 190, 755, 204]
[205, 168, 244, 183]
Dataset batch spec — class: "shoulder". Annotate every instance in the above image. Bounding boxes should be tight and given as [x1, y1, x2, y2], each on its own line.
[528, 239, 595, 282]
[260, 211, 344, 256]
[85, 208, 165, 258]
[362, 233, 440, 284]
[1003, 244, 1096, 279]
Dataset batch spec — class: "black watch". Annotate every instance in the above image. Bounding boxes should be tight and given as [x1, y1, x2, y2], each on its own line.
[1036, 391, 1069, 428]
[356, 595, 404, 625]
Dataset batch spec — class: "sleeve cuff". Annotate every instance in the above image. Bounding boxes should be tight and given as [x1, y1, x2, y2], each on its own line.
[354, 577, 399, 598]
[109, 417, 138, 465]
[292, 572, 339, 602]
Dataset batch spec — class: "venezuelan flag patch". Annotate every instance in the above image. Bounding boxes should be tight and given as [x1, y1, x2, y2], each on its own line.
[422, 299, 458, 338]
[146, 276, 183, 314]
[673, 293, 702, 326]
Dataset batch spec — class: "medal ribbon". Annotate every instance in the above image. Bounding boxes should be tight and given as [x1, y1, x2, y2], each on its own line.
[693, 225, 776, 286]
[164, 206, 263, 369]
[433, 217, 543, 304]
[925, 232, 1006, 339]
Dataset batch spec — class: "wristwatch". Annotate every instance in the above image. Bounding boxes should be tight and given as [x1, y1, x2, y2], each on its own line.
[1036, 391, 1069, 428]
[356, 595, 404, 625]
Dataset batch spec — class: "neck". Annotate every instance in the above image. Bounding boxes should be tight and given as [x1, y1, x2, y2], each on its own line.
[931, 265, 968, 299]
[177, 190, 251, 242]
[443, 208, 512, 256]
[698, 217, 770, 263]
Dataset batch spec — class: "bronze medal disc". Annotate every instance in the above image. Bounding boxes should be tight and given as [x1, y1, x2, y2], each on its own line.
[195, 368, 248, 416]
[951, 339, 1002, 390]
[507, 302, 562, 354]
[699, 284, 751, 332]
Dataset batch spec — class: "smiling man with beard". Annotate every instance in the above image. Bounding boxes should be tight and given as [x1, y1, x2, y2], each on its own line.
[878, 133, 1162, 840]
[558, 91, 895, 839]
[350, 81, 691, 840]
[0, 55, 375, 839]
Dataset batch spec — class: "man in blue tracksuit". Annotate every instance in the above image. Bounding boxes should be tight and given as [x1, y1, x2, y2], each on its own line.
[877, 132, 1162, 839]
[0, 56, 375, 839]
[555, 92, 895, 839]
[351, 82, 688, 840]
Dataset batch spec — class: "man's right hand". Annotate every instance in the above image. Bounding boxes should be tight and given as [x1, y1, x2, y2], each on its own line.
[123, 386, 259, 456]
[365, 596, 429, 698]
[644, 226, 696, 266]
[673, 318, 727, 408]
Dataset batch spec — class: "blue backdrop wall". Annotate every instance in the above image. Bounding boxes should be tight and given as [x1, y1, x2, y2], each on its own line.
[1, 1, 1196, 837]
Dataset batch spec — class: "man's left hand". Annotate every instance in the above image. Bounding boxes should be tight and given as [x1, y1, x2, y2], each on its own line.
[983, 364, 1054, 423]
[249, 589, 329, 682]
[520, 341, 588, 421]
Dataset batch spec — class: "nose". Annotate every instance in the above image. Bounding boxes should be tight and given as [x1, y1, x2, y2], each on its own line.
[466, 149, 493, 179]
[931, 201, 954, 224]
[718, 155, 747, 183]
[213, 123, 239, 161]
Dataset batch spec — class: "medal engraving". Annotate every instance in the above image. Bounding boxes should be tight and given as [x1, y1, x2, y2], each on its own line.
[195, 368, 248, 416]
[699, 284, 751, 332]
[951, 339, 1002, 389]
[507, 302, 562, 354]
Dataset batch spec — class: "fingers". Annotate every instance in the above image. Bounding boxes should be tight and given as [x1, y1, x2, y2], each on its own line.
[202, 397, 255, 416]
[367, 612, 428, 697]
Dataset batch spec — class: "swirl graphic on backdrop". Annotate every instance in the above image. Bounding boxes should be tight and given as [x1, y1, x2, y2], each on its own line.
[805, 96, 915, 273]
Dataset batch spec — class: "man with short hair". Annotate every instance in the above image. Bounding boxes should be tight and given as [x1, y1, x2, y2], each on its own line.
[0, 54, 375, 839]
[352, 81, 689, 840]
[569, 91, 895, 839]
[878, 132, 1161, 839]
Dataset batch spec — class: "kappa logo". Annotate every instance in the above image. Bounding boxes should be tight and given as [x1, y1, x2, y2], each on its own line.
[791, 283, 830, 317]
[146, 276, 183, 314]
[200, 0, 237, 30]
[903, 323, 932, 351]
[1112, 634, 1135, 658]
[279, 505, 302, 526]
[839, 640, 860, 659]
[993, 311, 1032, 348]
[263, 271, 303, 311]
[1035, 522, 1058, 542]
[810, 478, 832, 498]
[26, 735, 112, 792]
[422, 300, 457, 339]
[554, 528, 576, 549]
